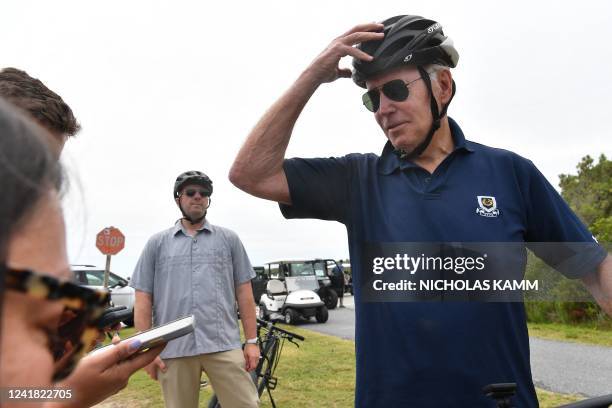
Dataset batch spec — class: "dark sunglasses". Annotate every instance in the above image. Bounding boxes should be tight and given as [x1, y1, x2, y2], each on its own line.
[183, 188, 210, 198]
[362, 77, 422, 113]
[2, 265, 111, 381]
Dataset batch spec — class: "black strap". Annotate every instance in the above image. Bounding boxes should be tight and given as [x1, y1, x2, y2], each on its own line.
[395, 66, 456, 161]
[178, 202, 206, 225]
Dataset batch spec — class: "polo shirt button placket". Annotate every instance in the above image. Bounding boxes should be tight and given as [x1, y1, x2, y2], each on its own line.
[422, 176, 441, 200]
[423, 176, 432, 193]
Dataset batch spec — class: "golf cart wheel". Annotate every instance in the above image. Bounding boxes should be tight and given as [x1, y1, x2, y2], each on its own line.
[258, 304, 269, 321]
[123, 317, 134, 327]
[315, 306, 329, 323]
[321, 288, 338, 310]
[284, 308, 298, 325]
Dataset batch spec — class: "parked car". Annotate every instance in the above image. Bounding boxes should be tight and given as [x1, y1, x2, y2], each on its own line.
[251, 266, 268, 303]
[72, 264, 135, 326]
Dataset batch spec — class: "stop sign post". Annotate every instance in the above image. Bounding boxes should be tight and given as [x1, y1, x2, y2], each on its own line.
[96, 227, 125, 289]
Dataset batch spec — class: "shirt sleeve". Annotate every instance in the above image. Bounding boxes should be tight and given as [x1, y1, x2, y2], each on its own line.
[229, 231, 255, 286]
[130, 235, 158, 293]
[279, 156, 351, 224]
[517, 158, 607, 278]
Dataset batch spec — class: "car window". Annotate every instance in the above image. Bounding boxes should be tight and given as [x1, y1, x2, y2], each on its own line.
[312, 261, 326, 278]
[83, 270, 122, 287]
[289, 263, 314, 277]
[107, 273, 122, 287]
[268, 264, 280, 279]
[84, 270, 105, 286]
[73, 270, 88, 285]
[253, 267, 266, 279]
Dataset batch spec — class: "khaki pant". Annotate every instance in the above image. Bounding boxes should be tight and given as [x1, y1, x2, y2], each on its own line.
[158, 349, 259, 408]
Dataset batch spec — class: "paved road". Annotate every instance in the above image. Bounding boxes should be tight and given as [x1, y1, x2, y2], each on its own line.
[300, 296, 612, 398]
[530, 337, 612, 397]
[299, 296, 356, 340]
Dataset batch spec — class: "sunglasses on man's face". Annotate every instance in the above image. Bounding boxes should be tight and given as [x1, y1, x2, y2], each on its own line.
[183, 188, 209, 198]
[2, 265, 111, 381]
[362, 77, 422, 113]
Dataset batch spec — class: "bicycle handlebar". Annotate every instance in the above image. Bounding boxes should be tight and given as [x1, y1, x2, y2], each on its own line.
[484, 382, 612, 408]
[256, 318, 305, 341]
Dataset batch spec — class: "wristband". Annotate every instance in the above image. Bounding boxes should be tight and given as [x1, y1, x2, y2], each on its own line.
[245, 337, 258, 344]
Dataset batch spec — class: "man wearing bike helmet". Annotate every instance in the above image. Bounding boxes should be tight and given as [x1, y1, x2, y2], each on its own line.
[230, 15, 611, 407]
[131, 171, 260, 408]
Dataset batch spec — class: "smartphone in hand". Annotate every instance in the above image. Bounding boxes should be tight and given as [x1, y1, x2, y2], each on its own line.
[90, 315, 195, 356]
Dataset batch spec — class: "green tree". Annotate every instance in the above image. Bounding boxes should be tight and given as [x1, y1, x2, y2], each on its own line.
[559, 154, 611, 241]
[525, 154, 611, 326]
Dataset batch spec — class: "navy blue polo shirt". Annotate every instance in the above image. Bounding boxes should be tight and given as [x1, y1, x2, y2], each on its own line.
[280, 117, 605, 407]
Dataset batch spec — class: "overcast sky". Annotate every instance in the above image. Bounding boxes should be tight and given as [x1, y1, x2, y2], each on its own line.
[2, 1, 610, 277]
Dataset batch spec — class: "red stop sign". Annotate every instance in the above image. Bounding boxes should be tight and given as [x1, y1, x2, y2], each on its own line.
[96, 227, 125, 255]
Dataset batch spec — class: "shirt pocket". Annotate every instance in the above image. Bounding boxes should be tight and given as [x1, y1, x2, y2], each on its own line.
[193, 248, 232, 284]
[156, 254, 191, 275]
[196, 248, 226, 265]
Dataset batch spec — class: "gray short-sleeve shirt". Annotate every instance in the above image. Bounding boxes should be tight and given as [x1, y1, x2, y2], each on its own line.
[130, 220, 255, 359]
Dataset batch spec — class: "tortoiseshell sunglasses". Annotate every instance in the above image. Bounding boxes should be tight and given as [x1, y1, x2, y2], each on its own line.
[2, 265, 111, 381]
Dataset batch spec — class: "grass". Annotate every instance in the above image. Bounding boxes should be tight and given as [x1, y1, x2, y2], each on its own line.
[528, 322, 612, 347]
[537, 388, 582, 407]
[96, 325, 355, 407]
[95, 325, 600, 407]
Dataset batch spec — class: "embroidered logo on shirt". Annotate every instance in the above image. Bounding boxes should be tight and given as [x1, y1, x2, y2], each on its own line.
[476, 196, 500, 217]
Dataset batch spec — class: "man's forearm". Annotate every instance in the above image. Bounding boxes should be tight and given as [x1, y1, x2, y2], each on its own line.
[236, 282, 257, 340]
[582, 254, 612, 316]
[229, 69, 323, 203]
[134, 291, 153, 331]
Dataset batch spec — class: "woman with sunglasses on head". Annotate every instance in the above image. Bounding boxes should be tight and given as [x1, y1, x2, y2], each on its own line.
[0, 98, 165, 407]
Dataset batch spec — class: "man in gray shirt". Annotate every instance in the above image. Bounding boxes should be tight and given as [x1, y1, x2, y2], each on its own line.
[131, 171, 259, 408]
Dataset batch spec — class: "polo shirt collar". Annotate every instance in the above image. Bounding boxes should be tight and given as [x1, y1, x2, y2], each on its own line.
[376, 116, 475, 175]
[172, 219, 212, 236]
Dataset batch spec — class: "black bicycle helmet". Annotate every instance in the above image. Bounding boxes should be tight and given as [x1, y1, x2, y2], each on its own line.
[174, 171, 213, 225]
[352, 15, 459, 160]
[352, 15, 458, 88]
[173, 170, 213, 199]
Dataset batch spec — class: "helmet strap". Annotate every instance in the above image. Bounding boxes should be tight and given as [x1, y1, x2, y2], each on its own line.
[184, 214, 206, 225]
[177, 199, 207, 225]
[395, 66, 456, 161]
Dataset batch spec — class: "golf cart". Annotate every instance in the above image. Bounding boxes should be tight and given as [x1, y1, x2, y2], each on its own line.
[258, 274, 329, 325]
[273, 260, 345, 309]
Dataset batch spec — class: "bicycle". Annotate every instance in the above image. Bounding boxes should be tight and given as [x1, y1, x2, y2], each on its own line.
[207, 317, 305, 408]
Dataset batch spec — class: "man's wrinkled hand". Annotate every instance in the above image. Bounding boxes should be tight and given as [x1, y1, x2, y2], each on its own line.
[305, 23, 384, 84]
